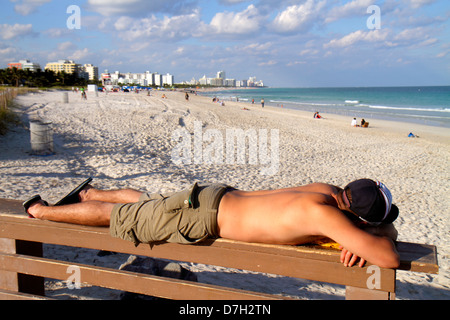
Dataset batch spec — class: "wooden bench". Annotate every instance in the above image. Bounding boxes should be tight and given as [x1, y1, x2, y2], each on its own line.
[0, 198, 438, 300]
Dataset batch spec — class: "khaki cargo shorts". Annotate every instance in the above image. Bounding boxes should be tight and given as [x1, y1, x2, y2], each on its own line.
[110, 183, 234, 246]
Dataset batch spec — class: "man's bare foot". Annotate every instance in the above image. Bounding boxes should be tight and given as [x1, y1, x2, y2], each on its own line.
[54, 177, 93, 206]
[78, 184, 93, 202]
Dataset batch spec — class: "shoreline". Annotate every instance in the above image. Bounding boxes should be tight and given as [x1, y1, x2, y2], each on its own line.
[0, 89, 448, 300]
[197, 87, 450, 130]
[192, 89, 449, 144]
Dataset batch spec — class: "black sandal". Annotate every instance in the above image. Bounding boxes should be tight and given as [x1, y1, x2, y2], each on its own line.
[54, 177, 93, 206]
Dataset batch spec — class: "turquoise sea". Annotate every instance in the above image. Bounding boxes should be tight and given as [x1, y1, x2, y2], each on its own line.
[202, 86, 450, 128]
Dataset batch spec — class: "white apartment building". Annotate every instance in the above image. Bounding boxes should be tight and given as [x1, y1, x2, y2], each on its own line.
[105, 71, 172, 86]
[162, 73, 174, 86]
[198, 75, 209, 85]
[217, 71, 226, 79]
[224, 79, 236, 87]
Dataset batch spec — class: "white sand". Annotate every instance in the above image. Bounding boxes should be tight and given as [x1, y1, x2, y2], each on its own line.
[0, 89, 448, 300]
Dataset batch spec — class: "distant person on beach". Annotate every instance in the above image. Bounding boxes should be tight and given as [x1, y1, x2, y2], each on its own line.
[185, 92, 189, 101]
[24, 178, 400, 268]
[261, 98, 265, 108]
[351, 118, 357, 127]
[361, 119, 366, 126]
[314, 112, 322, 119]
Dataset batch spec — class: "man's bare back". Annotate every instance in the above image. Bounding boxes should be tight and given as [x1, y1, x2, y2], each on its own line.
[218, 183, 341, 245]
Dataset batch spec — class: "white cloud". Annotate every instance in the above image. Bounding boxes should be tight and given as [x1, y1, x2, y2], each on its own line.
[68, 48, 91, 61]
[407, 0, 436, 8]
[325, 0, 375, 24]
[0, 45, 18, 57]
[300, 48, 319, 56]
[436, 50, 448, 58]
[43, 28, 72, 38]
[12, 0, 51, 16]
[57, 41, 76, 51]
[0, 23, 35, 40]
[220, 0, 250, 4]
[242, 42, 273, 52]
[324, 29, 391, 48]
[209, 4, 262, 35]
[271, 0, 326, 33]
[87, 0, 196, 17]
[113, 10, 203, 41]
[258, 60, 277, 66]
[324, 25, 440, 51]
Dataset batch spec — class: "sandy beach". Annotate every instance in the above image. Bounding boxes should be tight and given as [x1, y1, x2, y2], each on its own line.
[0, 89, 448, 300]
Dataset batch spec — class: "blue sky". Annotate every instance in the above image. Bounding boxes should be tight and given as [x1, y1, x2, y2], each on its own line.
[0, 0, 449, 87]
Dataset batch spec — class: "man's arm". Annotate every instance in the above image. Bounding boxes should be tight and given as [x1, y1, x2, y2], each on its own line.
[361, 223, 398, 241]
[317, 206, 400, 268]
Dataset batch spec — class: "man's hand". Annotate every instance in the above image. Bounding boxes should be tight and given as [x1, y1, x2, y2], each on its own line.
[339, 224, 397, 267]
[339, 246, 366, 267]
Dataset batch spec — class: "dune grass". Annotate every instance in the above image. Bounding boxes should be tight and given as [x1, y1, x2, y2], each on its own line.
[0, 88, 31, 135]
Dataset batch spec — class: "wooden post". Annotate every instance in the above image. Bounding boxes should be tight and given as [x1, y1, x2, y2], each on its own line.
[345, 268, 396, 300]
[345, 286, 395, 300]
[0, 238, 44, 296]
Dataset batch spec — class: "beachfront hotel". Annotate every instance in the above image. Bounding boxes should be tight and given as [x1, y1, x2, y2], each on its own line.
[43, 60, 98, 81]
[7, 59, 41, 72]
[45, 60, 81, 75]
[101, 70, 174, 87]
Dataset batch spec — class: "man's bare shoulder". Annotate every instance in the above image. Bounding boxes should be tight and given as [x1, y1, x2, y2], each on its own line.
[300, 182, 342, 195]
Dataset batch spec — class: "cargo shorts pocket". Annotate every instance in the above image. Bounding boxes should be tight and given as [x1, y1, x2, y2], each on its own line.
[162, 183, 199, 212]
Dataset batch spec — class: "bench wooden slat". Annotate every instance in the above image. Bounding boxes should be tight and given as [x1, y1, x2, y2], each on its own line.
[0, 252, 286, 300]
[0, 289, 53, 300]
[396, 242, 439, 274]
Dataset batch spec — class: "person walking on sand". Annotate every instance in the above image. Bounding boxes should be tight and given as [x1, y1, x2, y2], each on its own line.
[24, 178, 400, 268]
[261, 98, 265, 108]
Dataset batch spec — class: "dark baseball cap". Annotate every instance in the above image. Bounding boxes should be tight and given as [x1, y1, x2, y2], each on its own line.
[344, 179, 399, 225]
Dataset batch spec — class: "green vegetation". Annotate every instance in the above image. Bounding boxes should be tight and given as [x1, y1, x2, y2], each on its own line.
[0, 88, 22, 135]
[0, 67, 93, 88]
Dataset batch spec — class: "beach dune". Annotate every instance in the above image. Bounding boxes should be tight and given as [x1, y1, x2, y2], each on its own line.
[0, 89, 448, 299]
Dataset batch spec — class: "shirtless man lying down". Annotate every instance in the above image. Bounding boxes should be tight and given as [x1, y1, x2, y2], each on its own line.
[23, 178, 400, 268]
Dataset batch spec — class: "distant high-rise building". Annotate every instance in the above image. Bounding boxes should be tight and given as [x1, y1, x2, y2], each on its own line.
[224, 79, 236, 87]
[210, 78, 224, 86]
[162, 73, 174, 86]
[217, 71, 226, 79]
[154, 73, 162, 86]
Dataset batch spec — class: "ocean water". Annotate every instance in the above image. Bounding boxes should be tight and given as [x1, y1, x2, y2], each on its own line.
[202, 86, 450, 128]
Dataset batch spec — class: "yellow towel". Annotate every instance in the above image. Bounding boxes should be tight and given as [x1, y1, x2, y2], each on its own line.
[311, 238, 341, 250]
